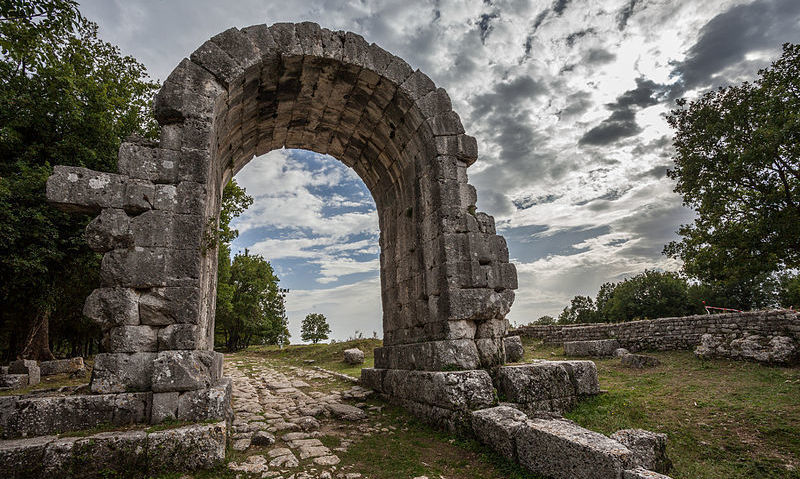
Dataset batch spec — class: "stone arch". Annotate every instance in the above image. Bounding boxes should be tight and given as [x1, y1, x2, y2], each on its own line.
[46, 22, 517, 410]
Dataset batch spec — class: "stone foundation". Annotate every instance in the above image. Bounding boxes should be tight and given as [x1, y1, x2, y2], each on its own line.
[0, 421, 227, 478]
[0, 380, 231, 439]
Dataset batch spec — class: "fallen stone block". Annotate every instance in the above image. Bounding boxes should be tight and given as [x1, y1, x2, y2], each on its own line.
[9, 360, 39, 386]
[564, 339, 620, 357]
[470, 405, 528, 461]
[621, 353, 661, 369]
[343, 347, 365, 365]
[611, 429, 672, 473]
[503, 335, 524, 362]
[495, 361, 600, 413]
[516, 417, 634, 479]
[549, 360, 600, 396]
[614, 348, 630, 358]
[327, 403, 367, 421]
[39, 357, 84, 376]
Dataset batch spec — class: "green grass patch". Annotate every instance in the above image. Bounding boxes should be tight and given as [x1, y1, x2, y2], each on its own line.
[521, 337, 800, 479]
[239, 338, 381, 377]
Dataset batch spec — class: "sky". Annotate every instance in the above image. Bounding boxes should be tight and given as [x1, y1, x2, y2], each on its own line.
[80, 0, 800, 341]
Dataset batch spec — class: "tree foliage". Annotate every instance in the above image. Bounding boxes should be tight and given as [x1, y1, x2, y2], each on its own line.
[664, 43, 800, 310]
[558, 296, 598, 324]
[213, 181, 288, 352]
[0, 0, 158, 359]
[301, 313, 331, 344]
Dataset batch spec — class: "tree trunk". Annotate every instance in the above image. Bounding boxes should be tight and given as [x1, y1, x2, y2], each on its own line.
[20, 309, 56, 361]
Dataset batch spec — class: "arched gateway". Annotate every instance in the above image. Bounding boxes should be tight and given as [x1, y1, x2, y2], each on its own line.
[46, 22, 517, 424]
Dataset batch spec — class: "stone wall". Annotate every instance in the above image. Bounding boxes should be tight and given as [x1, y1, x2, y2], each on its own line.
[511, 310, 800, 356]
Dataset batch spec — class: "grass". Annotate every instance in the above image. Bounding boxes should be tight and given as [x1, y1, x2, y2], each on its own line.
[240, 338, 381, 377]
[335, 401, 539, 479]
[520, 337, 800, 479]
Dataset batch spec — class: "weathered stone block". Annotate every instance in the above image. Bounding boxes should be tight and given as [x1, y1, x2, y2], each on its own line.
[343, 348, 365, 365]
[0, 436, 52, 478]
[90, 352, 156, 393]
[475, 337, 505, 368]
[72, 430, 148, 475]
[516, 417, 634, 479]
[471, 405, 529, 461]
[381, 369, 495, 411]
[1, 393, 150, 438]
[446, 288, 514, 321]
[550, 360, 600, 396]
[152, 392, 180, 423]
[495, 363, 576, 413]
[373, 339, 480, 370]
[158, 324, 200, 350]
[39, 357, 84, 377]
[623, 467, 674, 479]
[155, 58, 223, 124]
[46, 166, 125, 214]
[83, 287, 139, 330]
[118, 139, 179, 181]
[359, 368, 385, 391]
[0, 374, 28, 389]
[611, 429, 672, 474]
[564, 339, 620, 357]
[151, 350, 223, 392]
[9, 360, 39, 386]
[42, 437, 77, 476]
[504, 335, 525, 362]
[85, 208, 132, 252]
[139, 287, 201, 326]
[104, 325, 158, 353]
[176, 379, 233, 422]
[147, 421, 227, 473]
[100, 248, 168, 288]
[190, 39, 244, 89]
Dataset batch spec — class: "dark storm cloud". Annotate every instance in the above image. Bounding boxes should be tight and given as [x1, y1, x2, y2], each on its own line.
[612, 199, 695, 259]
[513, 193, 563, 210]
[565, 28, 595, 47]
[532, 9, 549, 32]
[553, 0, 571, 16]
[670, 0, 800, 96]
[558, 90, 593, 119]
[478, 12, 499, 44]
[617, 0, 640, 30]
[579, 78, 662, 146]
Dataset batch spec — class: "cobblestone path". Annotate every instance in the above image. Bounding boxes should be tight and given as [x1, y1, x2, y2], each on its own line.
[225, 355, 388, 479]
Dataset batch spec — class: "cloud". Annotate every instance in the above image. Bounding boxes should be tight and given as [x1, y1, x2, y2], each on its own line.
[670, 0, 800, 96]
[579, 78, 662, 146]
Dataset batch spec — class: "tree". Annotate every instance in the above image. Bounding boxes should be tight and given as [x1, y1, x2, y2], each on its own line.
[0, 1, 158, 359]
[594, 282, 617, 322]
[301, 313, 331, 344]
[534, 315, 556, 325]
[558, 296, 598, 324]
[212, 181, 287, 351]
[216, 249, 289, 351]
[778, 273, 800, 309]
[664, 43, 800, 310]
[601, 270, 693, 322]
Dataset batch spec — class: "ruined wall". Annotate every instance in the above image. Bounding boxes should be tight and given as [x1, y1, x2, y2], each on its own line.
[511, 310, 800, 352]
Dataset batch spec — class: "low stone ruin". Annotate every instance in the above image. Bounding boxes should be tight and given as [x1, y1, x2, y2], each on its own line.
[0, 360, 40, 390]
[343, 348, 365, 365]
[472, 406, 672, 479]
[494, 360, 599, 414]
[503, 335, 524, 362]
[694, 333, 797, 365]
[39, 357, 85, 377]
[564, 339, 620, 357]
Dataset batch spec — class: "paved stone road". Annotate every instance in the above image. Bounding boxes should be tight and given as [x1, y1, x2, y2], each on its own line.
[225, 356, 387, 479]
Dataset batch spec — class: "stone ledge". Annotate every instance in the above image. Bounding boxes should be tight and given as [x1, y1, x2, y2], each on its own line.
[0, 392, 150, 439]
[0, 421, 226, 478]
